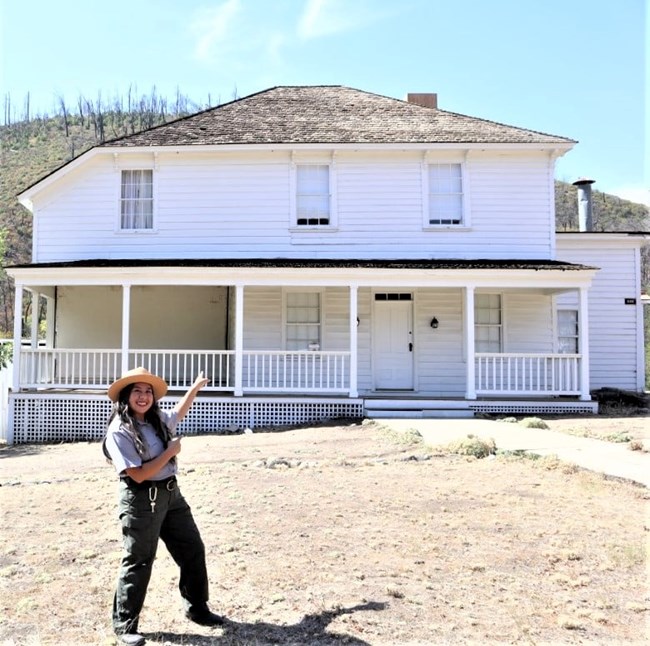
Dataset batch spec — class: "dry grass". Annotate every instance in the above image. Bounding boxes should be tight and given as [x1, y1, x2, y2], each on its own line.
[0, 420, 648, 645]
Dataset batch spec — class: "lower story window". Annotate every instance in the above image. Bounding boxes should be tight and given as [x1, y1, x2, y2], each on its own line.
[557, 309, 579, 353]
[475, 294, 502, 352]
[286, 292, 321, 350]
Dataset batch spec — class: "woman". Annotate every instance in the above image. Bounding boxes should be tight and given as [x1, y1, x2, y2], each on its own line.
[103, 367, 222, 646]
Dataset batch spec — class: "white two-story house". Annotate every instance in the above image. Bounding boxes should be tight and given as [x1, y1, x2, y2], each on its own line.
[6, 86, 647, 443]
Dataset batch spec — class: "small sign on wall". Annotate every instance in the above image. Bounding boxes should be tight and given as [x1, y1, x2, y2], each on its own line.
[624, 298, 637, 305]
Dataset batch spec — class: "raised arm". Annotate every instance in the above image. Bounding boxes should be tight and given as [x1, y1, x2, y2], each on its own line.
[173, 372, 209, 422]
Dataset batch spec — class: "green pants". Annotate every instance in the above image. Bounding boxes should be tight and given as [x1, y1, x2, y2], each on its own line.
[112, 479, 209, 635]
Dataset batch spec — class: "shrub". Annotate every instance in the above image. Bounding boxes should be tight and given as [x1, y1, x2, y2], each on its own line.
[0, 342, 12, 370]
[628, 440, 644, 452]
[445, 434, 496, 459]
[518, 417, 550, 429]
[606, 432, 632, 443]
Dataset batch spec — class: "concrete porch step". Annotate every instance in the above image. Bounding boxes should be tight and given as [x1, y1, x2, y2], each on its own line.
[364, 398, 470, 408]
[363, 397, 474, 419]
[365, 408, 474, 419]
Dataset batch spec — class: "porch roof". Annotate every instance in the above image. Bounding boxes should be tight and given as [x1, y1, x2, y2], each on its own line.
[7, 257, 598, 293]
[7, 258, 594, 271]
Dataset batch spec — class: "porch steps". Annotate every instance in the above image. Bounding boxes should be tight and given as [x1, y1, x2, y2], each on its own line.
[364, 399, 474, 420]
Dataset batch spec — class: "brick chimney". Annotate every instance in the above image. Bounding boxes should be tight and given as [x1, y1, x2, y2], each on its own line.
[407, 93, 438, 109]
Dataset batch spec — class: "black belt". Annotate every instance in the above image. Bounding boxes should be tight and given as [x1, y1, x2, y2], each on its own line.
[121, 475, 177, 491]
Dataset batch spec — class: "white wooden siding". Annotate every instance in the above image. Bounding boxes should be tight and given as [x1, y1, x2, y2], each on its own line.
[322, 288, 351, 351]
[468, 157, 553, 258]
[504, 293, 554, 354]
[243, 287, 283, 350]
[56, 286, 122, 348]
[55, 285, 228, 350]
[34, 164, 118, 262]
[31, 150, 555, 262]
[557, 240, 644, 390]
[415, 289, 466, 396]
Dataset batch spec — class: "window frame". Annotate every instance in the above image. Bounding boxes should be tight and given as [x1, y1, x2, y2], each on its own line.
[282, 289, 324, 351]
[474, 293, 503, 353]
[422, 159, 469, 229]
[556, 308, 579, 354]
[117, 168, 157, 233]
[290, 161, 337, 230]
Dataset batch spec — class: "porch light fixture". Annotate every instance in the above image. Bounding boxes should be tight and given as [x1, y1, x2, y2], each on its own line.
[430, 317, 439, 329]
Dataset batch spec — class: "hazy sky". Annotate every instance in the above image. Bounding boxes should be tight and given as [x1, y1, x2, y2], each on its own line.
[1, 0, 647, 203]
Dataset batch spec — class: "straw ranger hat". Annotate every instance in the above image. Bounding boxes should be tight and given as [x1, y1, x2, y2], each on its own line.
[108, 367, 168, 402]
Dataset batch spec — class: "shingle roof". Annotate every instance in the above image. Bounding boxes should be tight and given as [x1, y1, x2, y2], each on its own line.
[101, 85, 575, 147]
[7, 258, 594, 271]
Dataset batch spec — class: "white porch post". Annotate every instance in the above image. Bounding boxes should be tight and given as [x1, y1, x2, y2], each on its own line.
[578, 286, 591, 400]
[121, 284, 131, 375]
[30, 291, 40, 348]
[12, 284, 23, 392]
[349, 285, 358, 398]
[464, 286, 476, 400]
[234, 284, 244, 396]
[45, 294, 55, 347]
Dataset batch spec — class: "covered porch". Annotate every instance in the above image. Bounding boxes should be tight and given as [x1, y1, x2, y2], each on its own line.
[6, 258, 598, 442]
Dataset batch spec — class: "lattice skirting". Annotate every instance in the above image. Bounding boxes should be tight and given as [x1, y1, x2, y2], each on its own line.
[7, 394, 597, 444]
[470, 400, 598, 415]
[8, 394, 364, 444]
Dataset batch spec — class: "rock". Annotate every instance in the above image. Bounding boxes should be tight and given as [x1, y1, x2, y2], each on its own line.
[266, 457, 291, 469]
[590, 387, 648, 408]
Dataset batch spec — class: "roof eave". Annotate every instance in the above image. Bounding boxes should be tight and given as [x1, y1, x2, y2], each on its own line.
[100, 141, 575, 153]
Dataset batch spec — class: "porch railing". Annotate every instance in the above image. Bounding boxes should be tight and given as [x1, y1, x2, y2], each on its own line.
[475, 353, 581, 396]
[17, 348, 350, 393]
[242, 351, 350, 392]
[19, 349, 123, 389]
[129, 350, 234, 390]
[17, 349, 581, 397]
[18, 349, 235, 391]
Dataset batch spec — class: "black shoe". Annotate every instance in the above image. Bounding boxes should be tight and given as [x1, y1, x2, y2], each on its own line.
[116, 633, 146, 646]
[185, 604, 224, 627]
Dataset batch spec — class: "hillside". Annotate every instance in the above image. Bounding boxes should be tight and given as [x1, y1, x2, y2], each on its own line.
[0, 103, 191, 334]
[1, 111, 649, 338]
[555, 180, 649, 233]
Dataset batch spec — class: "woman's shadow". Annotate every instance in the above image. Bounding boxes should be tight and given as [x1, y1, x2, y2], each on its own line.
[149, 600, 387, 645]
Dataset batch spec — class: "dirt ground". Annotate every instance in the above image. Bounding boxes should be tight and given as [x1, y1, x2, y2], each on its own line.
[0, 415, 648, 646]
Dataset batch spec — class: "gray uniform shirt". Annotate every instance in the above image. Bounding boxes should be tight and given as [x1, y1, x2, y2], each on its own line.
[105, 409, 179, 480]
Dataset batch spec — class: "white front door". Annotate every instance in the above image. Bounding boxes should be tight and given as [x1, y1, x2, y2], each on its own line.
[373, 294, 414, 390]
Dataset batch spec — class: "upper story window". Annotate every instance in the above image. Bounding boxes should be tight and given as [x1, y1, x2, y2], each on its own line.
[295, 164, 331, 227]
[427, 163, 464, 226]
[121, 170, 153, 230]
[475, 293, 502, 352]
[557, 309, 579, 353]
